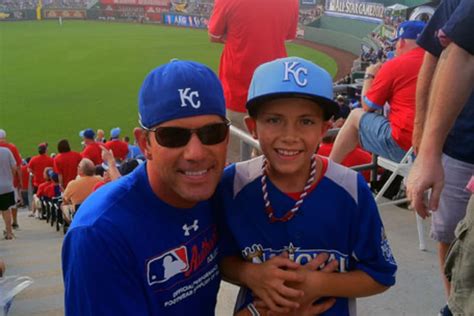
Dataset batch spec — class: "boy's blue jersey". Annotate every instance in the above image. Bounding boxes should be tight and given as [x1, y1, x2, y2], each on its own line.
[217, 156, 397, 316]
[62, 163, 221, 315]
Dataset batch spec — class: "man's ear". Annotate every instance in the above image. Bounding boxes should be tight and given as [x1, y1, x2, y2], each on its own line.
[136, 128, 152, 160]
[244, 116, 258, 139]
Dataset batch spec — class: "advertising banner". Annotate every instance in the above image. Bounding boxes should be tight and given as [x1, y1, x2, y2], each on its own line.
[325, 0, 384, 19]
[0, 11, 23, 20]
[96, 4, 164, 22]
[44, 9, 86, 19]
[163, 13, 208, 28]
[100, 0, 170, 6]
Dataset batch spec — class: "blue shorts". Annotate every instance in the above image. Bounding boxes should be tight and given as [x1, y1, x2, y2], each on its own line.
[359, 112, 407, 162]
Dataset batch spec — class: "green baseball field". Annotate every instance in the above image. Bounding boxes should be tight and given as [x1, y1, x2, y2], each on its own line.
[0, 20, 337, 157]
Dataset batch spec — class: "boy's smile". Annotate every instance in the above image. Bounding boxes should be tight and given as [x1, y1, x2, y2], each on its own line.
[245, 97, 330, 191]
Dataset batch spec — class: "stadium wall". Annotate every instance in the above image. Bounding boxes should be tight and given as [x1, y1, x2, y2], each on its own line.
[303, 26, 363, 55]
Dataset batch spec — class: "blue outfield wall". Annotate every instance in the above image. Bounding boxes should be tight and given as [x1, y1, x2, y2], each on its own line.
[303, 15, 380, 55]
[303, 26, 365, 55]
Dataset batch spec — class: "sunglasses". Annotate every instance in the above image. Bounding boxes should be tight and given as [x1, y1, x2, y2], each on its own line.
[143, 120, 231, 148]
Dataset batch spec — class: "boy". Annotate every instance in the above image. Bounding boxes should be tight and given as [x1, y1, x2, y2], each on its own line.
[217, 57, 397, 315]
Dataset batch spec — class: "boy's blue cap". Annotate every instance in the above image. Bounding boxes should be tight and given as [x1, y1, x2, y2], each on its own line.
[246, 57, 338, 120]
[391, 20, 426, 42]
[110, 127, 121, 138]
[138, 60, 226, 129]
[79, 128, 95, 139]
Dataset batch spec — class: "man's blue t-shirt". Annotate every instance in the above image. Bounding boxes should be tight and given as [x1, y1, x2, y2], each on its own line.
[417, 0, 474, 164]
[62, 163, 221, 315]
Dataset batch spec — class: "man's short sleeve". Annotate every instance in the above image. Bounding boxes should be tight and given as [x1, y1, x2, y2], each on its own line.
[208, 0, 228, 39]
[364, 62, 394, 109]
[442, 0, 474, 55]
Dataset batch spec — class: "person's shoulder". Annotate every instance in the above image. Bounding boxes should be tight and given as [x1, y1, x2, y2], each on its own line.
[323, 160, 361, 202]
[70, 172, 141, 230]
[220, 156, 263, 197]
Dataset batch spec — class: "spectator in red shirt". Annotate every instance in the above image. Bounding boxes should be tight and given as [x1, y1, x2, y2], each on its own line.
[0, 129, 22, 229]
[80, 128, 102, 165]
[105, 127, 129, 162]
[28, 143, 54, 191]
[318, 135, 372, 182]
[54, 139, 82, 189]
[20, 158, 31, 210]
[44, 172, 62, 199]
[330, 21, 426, 164]
[208, 0, 299, 132]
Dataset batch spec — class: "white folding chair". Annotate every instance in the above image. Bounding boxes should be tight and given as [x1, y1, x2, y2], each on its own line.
[375, 147, 426, 251]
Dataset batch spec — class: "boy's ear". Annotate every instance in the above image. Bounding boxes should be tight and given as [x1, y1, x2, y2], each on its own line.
[244, 116, 258, 139]
[320, 121, 331, 143]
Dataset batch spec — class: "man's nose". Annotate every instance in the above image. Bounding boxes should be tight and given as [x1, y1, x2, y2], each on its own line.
[182, 133, 207, 161]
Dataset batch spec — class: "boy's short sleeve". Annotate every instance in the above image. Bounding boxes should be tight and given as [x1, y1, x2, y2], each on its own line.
[352, 174, 397, 287]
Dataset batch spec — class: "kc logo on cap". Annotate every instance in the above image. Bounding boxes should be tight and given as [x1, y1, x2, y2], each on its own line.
[179, 88, 201, 109]
[284, 61, 308, 87]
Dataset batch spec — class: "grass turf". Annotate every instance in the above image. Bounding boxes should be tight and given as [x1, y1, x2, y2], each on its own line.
[0, 20, 338, 157]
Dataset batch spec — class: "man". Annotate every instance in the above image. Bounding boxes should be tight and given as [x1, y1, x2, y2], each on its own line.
[62, 60, 229, 315]
[80, 128, 102, 165]
[54, 139, 82, 189]
[28, 143, 54, 192]
[330, 21, 426, 164]
[105, 127, 129, 161]
[62, 158, 101, 211]
[208, 0, 298, 131]
[125, 127, 143, 159]
[407, 1, 474, 315]
[95, 129, 106, 143]
[0, 129, 22, 229]
[0, 147, 17, 240]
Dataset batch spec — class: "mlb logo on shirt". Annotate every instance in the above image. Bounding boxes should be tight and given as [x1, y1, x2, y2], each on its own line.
[147, 246, 189, 286]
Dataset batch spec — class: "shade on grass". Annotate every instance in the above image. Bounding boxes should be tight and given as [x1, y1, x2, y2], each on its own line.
[0, 20, 337, 157]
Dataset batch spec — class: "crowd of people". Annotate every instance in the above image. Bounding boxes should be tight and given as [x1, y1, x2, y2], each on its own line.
[0, 126, 144, 239]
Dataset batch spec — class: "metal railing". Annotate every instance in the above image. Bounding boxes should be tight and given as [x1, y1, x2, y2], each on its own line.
[229, 125, 379, 182]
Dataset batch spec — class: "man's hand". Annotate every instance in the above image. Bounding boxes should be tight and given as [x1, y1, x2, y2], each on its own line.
[100, 145, 114, 164]
[245, 254, 305, 313]
[406, 155, 444, 218]
[365, 62, 382, 77]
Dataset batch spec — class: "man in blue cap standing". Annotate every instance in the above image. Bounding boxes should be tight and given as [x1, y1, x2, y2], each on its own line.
[330, 21, 426, 164]
[62, 60, 230, 315]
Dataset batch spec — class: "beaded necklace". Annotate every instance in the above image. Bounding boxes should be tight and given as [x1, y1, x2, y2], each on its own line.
[260, 154, 317, 223]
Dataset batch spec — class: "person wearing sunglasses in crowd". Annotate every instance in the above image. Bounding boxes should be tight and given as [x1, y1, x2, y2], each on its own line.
[62, 60, 230, 315]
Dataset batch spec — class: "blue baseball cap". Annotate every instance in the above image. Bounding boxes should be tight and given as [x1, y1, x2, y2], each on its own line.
[138, 60, 226, 129]
[246, 57, 339, 120]
[391, 20, 426, 42]
[79, 128, 95, 139]
[110, 127, 121, 138]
